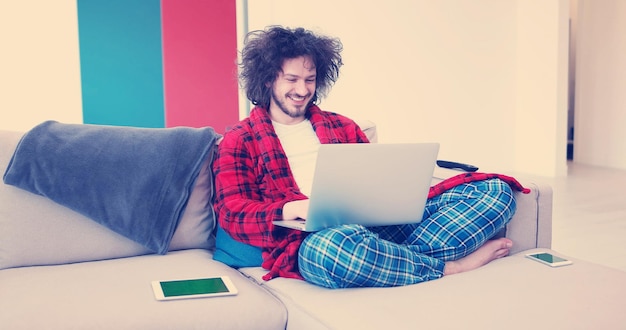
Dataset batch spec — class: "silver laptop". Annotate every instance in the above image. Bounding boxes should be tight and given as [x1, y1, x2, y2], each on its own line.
[273, 143, 439, 232]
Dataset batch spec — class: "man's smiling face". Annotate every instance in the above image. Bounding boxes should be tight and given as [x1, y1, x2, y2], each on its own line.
[268, 56, 317, 125]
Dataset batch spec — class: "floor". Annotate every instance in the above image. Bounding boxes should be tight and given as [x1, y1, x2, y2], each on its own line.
[518, 162, 626, 272]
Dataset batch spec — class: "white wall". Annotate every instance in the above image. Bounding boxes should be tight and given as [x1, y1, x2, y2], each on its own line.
[0, 1, 83, 132]
[245, 0, 570, 176]
[515, 0, 570, 176]
[0, 1, 571, 177]
[574, 0, 626, 170]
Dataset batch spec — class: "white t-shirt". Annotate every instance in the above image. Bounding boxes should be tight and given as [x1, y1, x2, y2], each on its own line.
[272, 119, 320, 197]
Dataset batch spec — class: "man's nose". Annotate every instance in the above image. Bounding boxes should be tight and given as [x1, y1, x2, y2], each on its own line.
[295, 79, 308, 95]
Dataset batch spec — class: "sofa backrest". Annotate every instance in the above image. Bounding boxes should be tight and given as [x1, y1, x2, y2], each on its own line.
[0, 120, 377, 270]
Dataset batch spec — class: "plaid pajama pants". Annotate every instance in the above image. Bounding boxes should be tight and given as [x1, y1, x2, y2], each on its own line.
[298, 178, 517, 288]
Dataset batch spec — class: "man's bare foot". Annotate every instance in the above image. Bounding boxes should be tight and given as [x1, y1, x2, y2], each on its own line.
[443, 238, 513, 276]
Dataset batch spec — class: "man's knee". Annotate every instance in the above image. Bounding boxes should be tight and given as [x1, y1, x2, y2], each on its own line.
[298, 225, 371, 288]
[300, 225, 369, 260]
[482, 178, 517, 225]
[493, 178, 516, 207]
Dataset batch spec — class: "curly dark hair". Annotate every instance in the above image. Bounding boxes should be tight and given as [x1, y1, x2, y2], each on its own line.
[239, 26, 343, 109]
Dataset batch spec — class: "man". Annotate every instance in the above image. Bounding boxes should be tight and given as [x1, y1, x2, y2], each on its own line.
[213, 26, 518, 288]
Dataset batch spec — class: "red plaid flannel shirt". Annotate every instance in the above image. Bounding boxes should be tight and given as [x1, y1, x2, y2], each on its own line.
[212, 105, 369, 280]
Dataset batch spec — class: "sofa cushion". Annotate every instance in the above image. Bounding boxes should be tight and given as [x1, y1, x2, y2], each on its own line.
[0, 129, 215, 270]
[239, 249, 626, 329]
[168, 154, 217, 251]
[213, 226, 263, 268]
[0, 249, 287, 330]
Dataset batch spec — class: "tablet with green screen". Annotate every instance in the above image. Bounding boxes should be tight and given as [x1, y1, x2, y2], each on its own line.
[151, 276, 238, 301]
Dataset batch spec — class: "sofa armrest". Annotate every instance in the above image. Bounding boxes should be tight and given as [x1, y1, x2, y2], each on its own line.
[505, 182, 553, 254]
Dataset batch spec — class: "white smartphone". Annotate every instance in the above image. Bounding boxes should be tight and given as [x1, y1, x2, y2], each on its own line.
[525, 252, 573, 267]
[151, 276, 238, 301]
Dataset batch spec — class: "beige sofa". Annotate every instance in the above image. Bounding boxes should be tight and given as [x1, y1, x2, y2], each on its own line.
[1, 122, 624, 329]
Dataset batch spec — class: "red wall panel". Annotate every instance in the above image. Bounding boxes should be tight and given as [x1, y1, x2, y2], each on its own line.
[161, 0, 239, 133]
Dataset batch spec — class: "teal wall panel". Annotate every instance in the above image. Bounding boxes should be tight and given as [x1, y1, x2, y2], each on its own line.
[77, 0, 164, 128]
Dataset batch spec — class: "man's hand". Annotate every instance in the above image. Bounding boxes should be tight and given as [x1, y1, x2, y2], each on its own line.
[282, 200, 310, 220]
